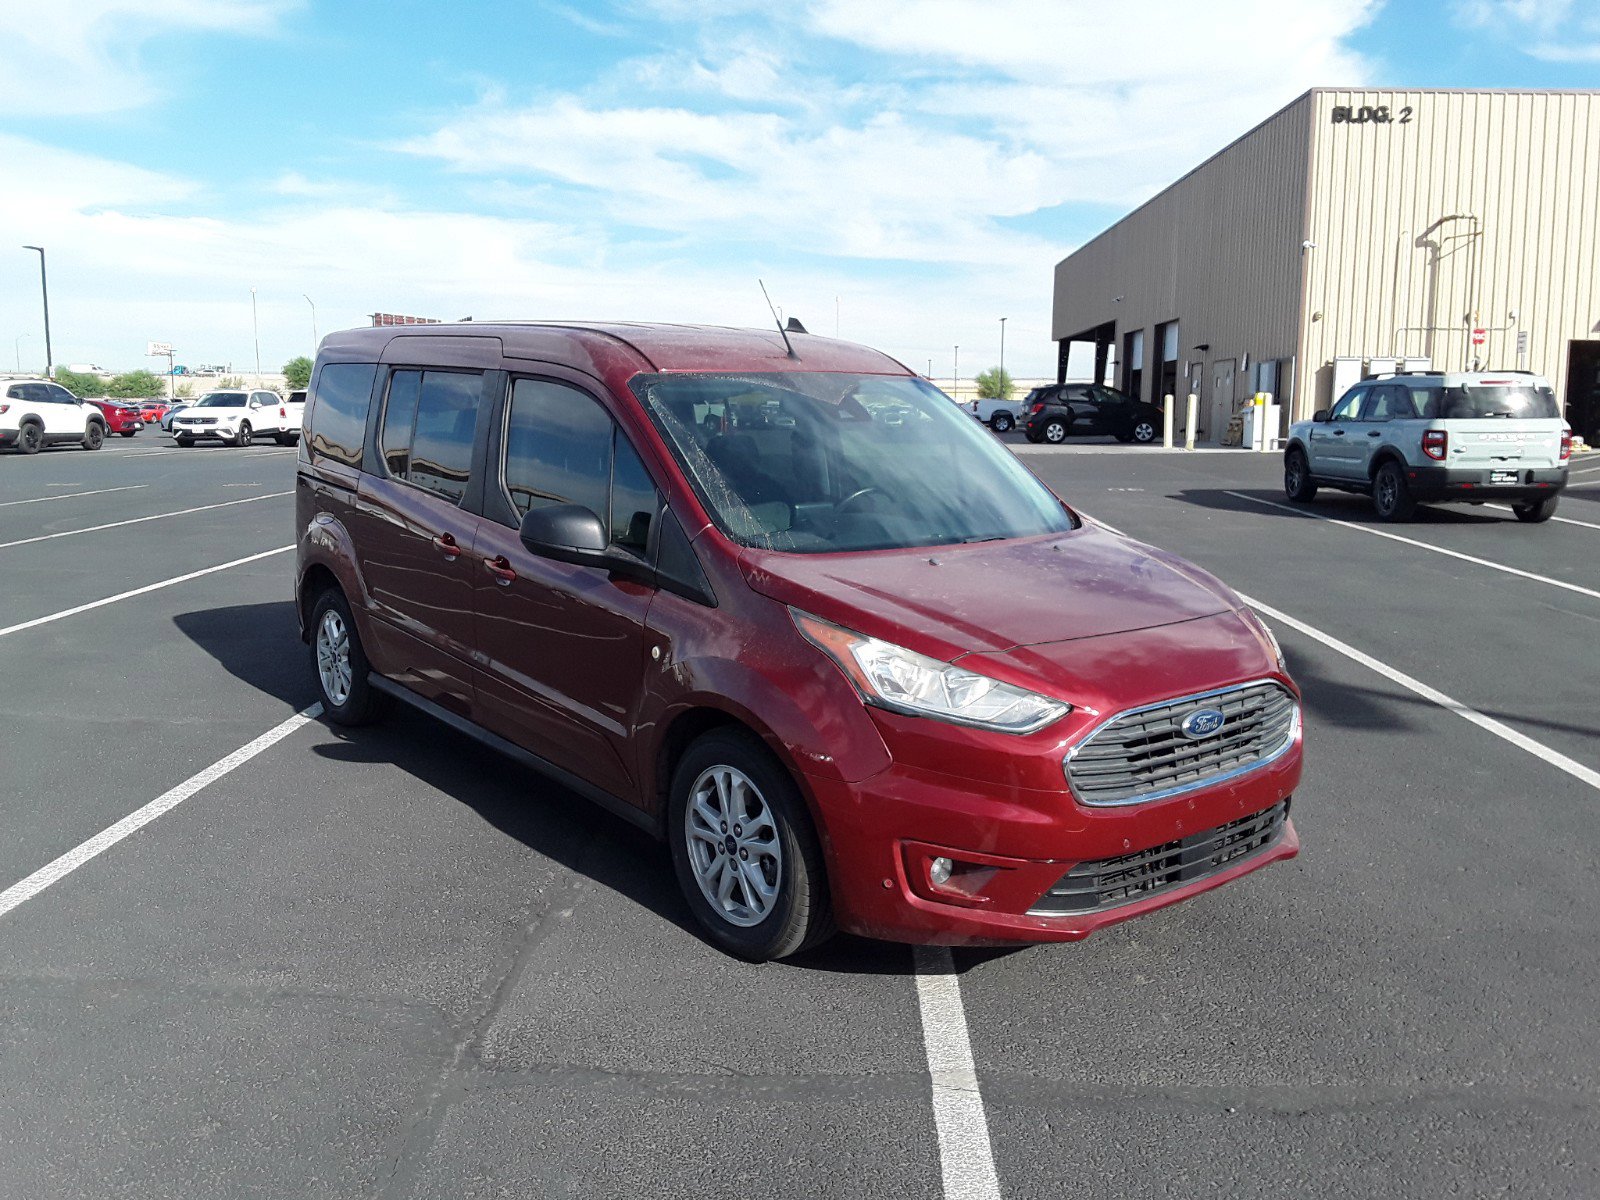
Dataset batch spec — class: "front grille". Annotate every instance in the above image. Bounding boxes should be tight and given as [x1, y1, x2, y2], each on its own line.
[1065, 681, 1297, 806]
[1030, 800, 1290, 916]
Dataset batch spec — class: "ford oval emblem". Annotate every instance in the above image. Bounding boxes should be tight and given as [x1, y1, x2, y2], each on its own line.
[1179, 707, 1227, 740]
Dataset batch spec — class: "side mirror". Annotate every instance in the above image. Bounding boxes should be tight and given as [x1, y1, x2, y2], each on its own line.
[1312, 409, 1330, 423]
[518, 503, 612, 569]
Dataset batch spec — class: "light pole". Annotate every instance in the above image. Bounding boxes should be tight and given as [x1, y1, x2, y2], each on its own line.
[999, 317, 1007, 385]
[303, 293, 318, 354]
[953, 345, 959, 399]
[22, 245, 52, 378]
[251, 287, 261, 380]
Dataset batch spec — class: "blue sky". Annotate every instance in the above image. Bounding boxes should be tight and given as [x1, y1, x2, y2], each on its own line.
[2, 0, 1596, 380]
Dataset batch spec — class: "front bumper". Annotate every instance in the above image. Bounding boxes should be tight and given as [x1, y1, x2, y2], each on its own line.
[1404, 463, 1567, 502]
[804, 736, 1301, 946]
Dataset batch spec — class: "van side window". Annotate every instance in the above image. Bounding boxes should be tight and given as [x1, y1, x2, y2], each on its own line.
[379, 370, 422, 477]
[307, 363, 376, 467]
[401, 372, 480, 503]
[503, 378, 658, 551]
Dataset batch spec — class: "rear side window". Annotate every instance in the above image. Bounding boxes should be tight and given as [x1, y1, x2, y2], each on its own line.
[307, 363, 376, 467]
[503, 378, 658, 551]
[389, 372, 481, 503]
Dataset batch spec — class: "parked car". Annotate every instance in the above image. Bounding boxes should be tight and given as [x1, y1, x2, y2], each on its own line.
[137, 399, 174, 425]
[0, 375, 109, 452]
[1283, 370, 1572, 522]
[296, 322, 1302, 961]
[1023, 383, 1164, 444]
[161, 402, 191, 431]
[83, 398, 144, 437]
[171, 389, 302, 446]
[966, 395, 1026, 433]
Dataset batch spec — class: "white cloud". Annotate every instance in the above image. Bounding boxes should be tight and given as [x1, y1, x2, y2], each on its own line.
[0, 0, 295, 115]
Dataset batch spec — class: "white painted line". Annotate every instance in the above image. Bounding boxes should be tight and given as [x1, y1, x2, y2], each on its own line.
[0, 484, 149, 509]
[1483, 503, 1600, 531]
[121, 446, 296, 458]
[1225, 491, 1600, 603]
[0, 705, 322, 920]
[1565, 461, 1600, 476]
[1242, 593, 1600, 792]
[913, 945, 1002, 1200]
[0, 491, 291, 550]
[0, 545, 293, 639]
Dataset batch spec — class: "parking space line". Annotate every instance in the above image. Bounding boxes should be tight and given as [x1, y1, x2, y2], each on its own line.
[1483, 503, 1600, 531]
[914, 945, 1002, 1200]
[1242, 593, 1600, 792]
[0, 705, 321, 921]
[0, 545, 293, 639]
[0, 485, 149, 509]
[1566, 461, 1600, 476]
[0, 491, 291, 550]
[120, 447, 297, 459]
[1225, 492, 1600, 602]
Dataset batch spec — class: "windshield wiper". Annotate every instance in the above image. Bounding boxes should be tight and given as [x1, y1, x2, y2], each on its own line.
[960, 534, 1006, 544]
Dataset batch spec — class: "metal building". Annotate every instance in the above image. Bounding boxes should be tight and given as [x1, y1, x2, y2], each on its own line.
[1051, 89, 1600, 444]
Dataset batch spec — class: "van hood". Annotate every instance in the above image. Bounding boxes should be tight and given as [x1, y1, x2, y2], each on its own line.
[739, 523, 1242, 662]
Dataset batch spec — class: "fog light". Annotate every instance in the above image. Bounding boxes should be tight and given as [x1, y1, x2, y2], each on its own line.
[929, 856, 954, 886]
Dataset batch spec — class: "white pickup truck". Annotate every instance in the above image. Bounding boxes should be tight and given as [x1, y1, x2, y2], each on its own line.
[170, 388, 304, 447]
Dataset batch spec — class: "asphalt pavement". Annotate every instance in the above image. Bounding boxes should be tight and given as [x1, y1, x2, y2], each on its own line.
[1, 430, 1596, 1198]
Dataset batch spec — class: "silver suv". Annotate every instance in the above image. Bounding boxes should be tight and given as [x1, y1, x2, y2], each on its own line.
[1283, 371, 1572, 523]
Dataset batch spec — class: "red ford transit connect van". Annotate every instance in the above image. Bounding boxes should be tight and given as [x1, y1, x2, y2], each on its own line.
[296, 323, 1301, 960]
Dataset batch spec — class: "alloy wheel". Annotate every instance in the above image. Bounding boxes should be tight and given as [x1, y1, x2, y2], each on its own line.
[316, 609, 353, 707]
[1045, 421, 1066, 443]
[684, 765, 784, 928]
[1132, 420, 1156, 443]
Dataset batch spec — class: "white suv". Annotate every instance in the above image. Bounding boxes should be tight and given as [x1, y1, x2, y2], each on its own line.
[0, 375, 109, 453]
[170, 389, 304, 447]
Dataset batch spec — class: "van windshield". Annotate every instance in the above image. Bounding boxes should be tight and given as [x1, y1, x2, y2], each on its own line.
[635, 372, 1075, 553]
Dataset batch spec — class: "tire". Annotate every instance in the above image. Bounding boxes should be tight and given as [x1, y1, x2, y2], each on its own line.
[1114, 428, 1134, 443]
[119, 430, 137, 438]
[274, 432, 294, 446]
[1128, 418, 1158, 444]
[176, 435, 195, 447]
[1512, 494, 1559, 523]
[1284, 447, 1318, 502]
[668, 728, 834, 961]
[309, 588, 386, 726]
[82, 422, 105, 451]
[1042, 418, 1068, 444]
[990, 412, 1014, 434]
[1024, 428, 1044, 444]
[1372, 460, 1416, 522]
[234, 422, 252, 448]
[18, 421, 44, 455]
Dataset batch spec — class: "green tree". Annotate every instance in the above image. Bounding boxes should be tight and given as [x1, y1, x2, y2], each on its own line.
[975, 366, 1014, 400]
[55, 368, 105, 397]
[220, 376, 245, 389]
[282, 356, 313, 390]
[104, 370, 166, 399]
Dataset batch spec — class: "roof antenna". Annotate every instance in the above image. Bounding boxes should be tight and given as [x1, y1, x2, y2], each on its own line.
[759, 279, 798, 359]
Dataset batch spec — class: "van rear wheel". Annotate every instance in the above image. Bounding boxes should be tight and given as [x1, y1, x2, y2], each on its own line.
[1372, 461, 1416, 522]
[1512, 495, 1559, 523]
[668, 729, 833, 961]
[309, 588, 386, 726]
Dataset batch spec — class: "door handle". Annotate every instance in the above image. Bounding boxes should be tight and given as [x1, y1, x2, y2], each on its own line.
[483, 555, 517, 585]
[1332, 429, 1346, 437]
[432, 533, 462, 560]
[1368, 430, 1381, 437]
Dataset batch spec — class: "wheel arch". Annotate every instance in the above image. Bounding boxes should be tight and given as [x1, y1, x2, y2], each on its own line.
[1368, 447, 1408, 480]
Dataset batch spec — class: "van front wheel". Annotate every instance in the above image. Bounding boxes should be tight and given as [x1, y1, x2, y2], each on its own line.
[669, 729, 834, 961]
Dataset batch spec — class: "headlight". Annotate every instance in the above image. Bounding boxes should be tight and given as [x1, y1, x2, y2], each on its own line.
[791, 609, 1070, 734]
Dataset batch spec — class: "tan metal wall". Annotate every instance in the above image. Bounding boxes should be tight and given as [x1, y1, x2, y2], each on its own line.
[1051, 95, 1311, 421]
[1301, 89, 1600, 416]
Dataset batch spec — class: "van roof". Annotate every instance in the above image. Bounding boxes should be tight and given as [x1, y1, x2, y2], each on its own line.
[317, 321, 912, 379]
